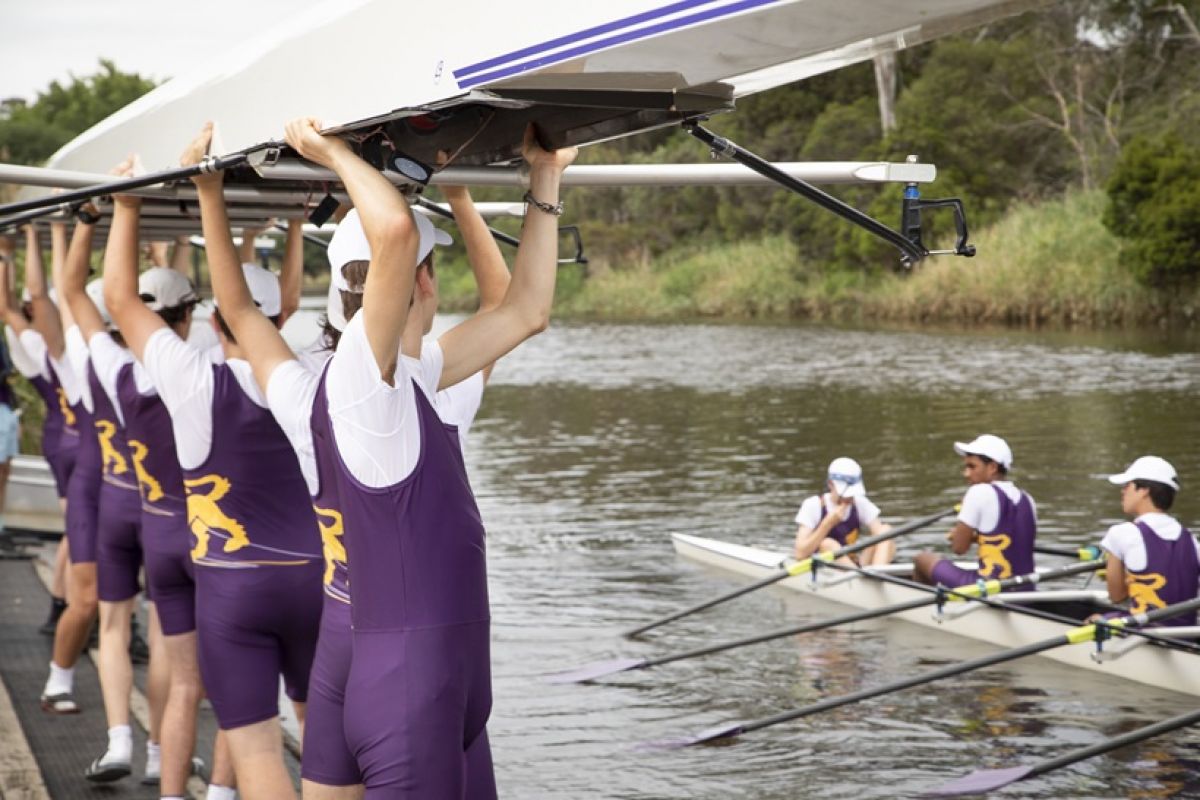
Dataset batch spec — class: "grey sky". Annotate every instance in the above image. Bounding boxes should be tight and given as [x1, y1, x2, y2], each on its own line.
[2, 0, 329, 102]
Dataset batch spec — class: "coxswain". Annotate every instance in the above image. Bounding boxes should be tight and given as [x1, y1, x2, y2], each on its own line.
[794, 457, 894, 565]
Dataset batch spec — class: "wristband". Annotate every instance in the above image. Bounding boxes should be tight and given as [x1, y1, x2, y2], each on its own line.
[75, 207, 101, 225]
[523, 190, 563, 217]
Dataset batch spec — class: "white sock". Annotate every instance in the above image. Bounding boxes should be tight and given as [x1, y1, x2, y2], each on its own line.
[43, 661, 74, 696]
[145, 741, 161, 775]
[105, 724, 133, 763]
[161, 796, 186, 800]
[206, 785, 237, 800]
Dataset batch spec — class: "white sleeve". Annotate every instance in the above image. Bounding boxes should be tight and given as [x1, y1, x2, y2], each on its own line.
[17, 329, 48, 376]
[87, 332, 133, 425]
[1100, 522, 1147, 572]
[140, 328, 215, 470]
[958, 484, 1000, 533]
[6, 328, 41, 378]
[436, 371, 484, 432]
[265, 360, 320, 495]
[794, 496, 821, 528]
[61, 327, 89, 408]
[325, 314, 421, 488]
[855, 496, 881, 527]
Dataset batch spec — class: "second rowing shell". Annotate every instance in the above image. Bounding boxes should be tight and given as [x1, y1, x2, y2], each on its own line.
[672, 533, 1200, 698]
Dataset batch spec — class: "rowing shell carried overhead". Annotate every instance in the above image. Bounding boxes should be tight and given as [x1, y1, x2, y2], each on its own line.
[671, 533, 1200, 698]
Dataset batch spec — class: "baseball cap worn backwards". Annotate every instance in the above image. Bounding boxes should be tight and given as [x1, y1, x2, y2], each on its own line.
[326, 208, 452, 293]
[1108, 456, 1179, 490]
[953, 434, 1013, 470]
[138, 267, 198, 312]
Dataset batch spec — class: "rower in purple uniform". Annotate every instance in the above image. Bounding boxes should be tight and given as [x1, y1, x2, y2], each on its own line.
[126, 150, 322, 800]
[101, 176, 243, 800]
[1, 227, 80, 635]
[190, 115, 574, 798]
[913, 434, 1037, 587]
[794, 457, 894, 565]
[57, 200, 171, 784]
[1098, 456, 1200, 627]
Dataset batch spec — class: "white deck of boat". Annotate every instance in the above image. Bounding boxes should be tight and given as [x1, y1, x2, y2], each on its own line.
[672, 533, 1200, 698]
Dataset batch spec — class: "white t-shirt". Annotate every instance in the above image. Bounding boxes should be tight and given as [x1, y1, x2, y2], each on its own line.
[957, 481, 1036, 533]
[267, 318, 449, 492]
[6, 327, 45, 380]
[87, 332, 148, 425]
[62, 327, 91, 409]
[1100, 513, 1200, 578]
[141, 327, 266, 470]
[795, 493, 881, 530]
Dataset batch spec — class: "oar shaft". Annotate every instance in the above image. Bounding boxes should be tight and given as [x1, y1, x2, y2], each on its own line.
[836, 508, 955, 560]
[623, 568, 789, 638]
[741, 635, 1070, 735]
[1027, 707, 1200, 779]
[644, 596, 935, 669]
[0, 153, 251, 218]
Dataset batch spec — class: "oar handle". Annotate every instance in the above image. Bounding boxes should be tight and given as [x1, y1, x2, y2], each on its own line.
[1035, 543, 1103, 561]
[834, 507, 956, 560]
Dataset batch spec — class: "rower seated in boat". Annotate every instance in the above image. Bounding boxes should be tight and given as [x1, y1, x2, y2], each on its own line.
[1095, 456, 1200, 627]
[913, 434, 1037, 588]
[793, 457, 894, 565]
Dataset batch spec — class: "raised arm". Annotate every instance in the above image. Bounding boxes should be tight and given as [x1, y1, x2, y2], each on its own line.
[285, 117, 418, 384]
[169, 236, 192, 276]
[60, 212, 108, 342]
[103, 186, 172, 362]
[25, 224, 66, 357]
[0, 239, 28, 334]
[185, 124, 295, 392]
[441, 184, 512, 382]
[435, 127, 576, 389]
[278, 220, 303, 326]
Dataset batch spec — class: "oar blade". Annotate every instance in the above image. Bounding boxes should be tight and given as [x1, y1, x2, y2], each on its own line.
[636, 721, 746, 750]
[922, 765, 1033, 796]
[544, 657, 645, 684]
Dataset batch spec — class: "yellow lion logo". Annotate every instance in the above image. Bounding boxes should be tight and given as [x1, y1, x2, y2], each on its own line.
[128, 440, 164, 503]
[313, 505, 347, 587]
[184, 474, 250, 559]
[844, 528, 859, 546]
[1126, 572, 1168, 615]
[95, 420, 129, 476]
[977, 533, 1013, 578]
[57, 387, 76, 427]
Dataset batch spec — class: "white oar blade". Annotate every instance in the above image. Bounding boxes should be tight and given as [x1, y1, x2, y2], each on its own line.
[635, 721, 746, 751]
[544, 657, 645, 684]
[923, 765, 1033, 796]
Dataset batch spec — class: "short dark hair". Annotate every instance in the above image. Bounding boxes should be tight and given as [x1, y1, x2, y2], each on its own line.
[978, 455, 1009, 477]
[156, 301, 195, 329]
[213, 307, 280, 345]
[1133, 479, 1176, 511]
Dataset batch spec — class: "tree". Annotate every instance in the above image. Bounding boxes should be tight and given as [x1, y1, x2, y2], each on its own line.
[0, 60, 157, 166]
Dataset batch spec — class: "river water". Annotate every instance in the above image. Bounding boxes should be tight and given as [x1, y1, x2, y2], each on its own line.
[288, 313, 1200, 798]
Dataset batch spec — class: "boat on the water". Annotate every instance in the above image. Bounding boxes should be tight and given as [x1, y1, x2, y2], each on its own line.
[672, 532, 1200, 698]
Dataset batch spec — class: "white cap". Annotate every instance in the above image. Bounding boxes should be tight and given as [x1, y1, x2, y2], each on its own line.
[325, 282, 347, 332]
[1108, 456, 1179, 491]
[211, 264, 281, 318]
[138, 267, 198, 312]
[327, 208, 452, 293]
[827, 457, 865, 499]
[86, 278, 111, 325]
[954, 434, 1013, 470]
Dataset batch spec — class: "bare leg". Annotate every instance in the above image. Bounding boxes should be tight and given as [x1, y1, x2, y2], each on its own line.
[303, 781, 364, 800]
[912, 552, 939, 584]
[51, 535, 69, 600]
[292, 699, 306, 746]
[144, 604, 169, 744]
[211, 729, 237, 789]
[225, 718, 296, 800]
[861, 540, 896, 567]
[96, 597, 136, 728]
[160, 630, 203, 797]
[51, 562, 97, 668]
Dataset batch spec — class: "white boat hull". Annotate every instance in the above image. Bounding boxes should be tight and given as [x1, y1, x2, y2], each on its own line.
[672, 533, 1200, 698]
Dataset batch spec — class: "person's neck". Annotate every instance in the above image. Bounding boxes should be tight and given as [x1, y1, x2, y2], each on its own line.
[1132, 501, 1164, 518]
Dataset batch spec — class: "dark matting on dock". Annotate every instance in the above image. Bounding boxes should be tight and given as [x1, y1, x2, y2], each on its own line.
[0, 557, 299, 798]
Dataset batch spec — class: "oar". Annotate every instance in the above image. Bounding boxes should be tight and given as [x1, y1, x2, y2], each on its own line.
[0, 146, 270, 220]
[1035, 543, 1103, 561]
[623, 507, 955, 639]
[641, 596, 1200, 749]
[925, 706, 1200, 796]
[549, 560, 1102, 684]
